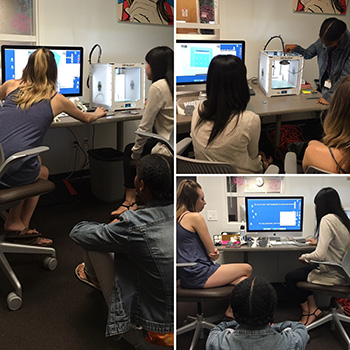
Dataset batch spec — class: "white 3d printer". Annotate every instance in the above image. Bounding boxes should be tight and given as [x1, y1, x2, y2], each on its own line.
[90, 62, 145, 110]
[258, 36, 304, 97]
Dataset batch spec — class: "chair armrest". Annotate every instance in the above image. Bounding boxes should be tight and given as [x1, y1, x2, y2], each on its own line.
[310, 259, 350, 284]
[134, 130, 173, 153]
[177, 262, 197, 267]
[285, 152, 298, 174]
[265, 164, 279, 174]
[0, 146, 49, 179]
[176, 137, 192, 155]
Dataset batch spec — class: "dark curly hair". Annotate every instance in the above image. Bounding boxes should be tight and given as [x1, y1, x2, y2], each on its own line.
[136, 154, 173, 201]
[231, 277, 277, 326]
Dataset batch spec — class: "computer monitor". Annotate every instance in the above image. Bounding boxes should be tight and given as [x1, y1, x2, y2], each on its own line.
[1, 45, 84, 97]
[176, 39, 245, 92]
[245, 196, 304, 237]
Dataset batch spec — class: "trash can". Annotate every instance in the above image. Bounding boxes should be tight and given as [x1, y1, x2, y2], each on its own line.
[88, 148, 124, 203]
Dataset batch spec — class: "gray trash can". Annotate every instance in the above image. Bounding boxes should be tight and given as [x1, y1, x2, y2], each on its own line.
[88, 148, 124, 203]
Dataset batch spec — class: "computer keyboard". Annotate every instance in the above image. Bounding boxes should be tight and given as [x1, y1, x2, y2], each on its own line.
[183, 100, 201, 108]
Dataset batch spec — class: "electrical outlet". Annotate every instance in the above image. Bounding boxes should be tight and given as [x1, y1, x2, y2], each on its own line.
[73, 141, 78, 149]
[207, 210, 218, 221]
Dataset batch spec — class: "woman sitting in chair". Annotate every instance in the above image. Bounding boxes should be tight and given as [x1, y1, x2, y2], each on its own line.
[190, 55, 271, 174]
[111, 46, 174, 217]
[302, 76, 350, 173]
[285, 187, 350, 326]
[0, 48, 106, 246]
[177, 179, 252, 318]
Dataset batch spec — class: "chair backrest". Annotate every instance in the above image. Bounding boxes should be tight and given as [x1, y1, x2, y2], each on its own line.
[134, 130, 174, 154]
[176, 155, 238, 174]
[305, 166, 332, 174]
[341, 249, 350, 284]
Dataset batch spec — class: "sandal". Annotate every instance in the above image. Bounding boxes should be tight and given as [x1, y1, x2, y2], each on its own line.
[305, 308, 324, 326]
[75, 263, 101, 291]
[4, 228, 42, 240]
[300, 314, 309, 325]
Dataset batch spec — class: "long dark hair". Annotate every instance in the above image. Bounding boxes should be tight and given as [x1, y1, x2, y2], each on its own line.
[197, 55, 250, 146]
[314, 187, 350, 233]
[145, 46, 173, 95]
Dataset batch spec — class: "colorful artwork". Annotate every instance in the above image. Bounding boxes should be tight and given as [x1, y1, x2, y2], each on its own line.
[117, 0, 174, 25]
[293, 0, 348, 14]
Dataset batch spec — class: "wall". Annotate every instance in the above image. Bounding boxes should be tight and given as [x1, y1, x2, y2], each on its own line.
[196, 175, 350, 238]
[220, 0, 350, 84]
[37, 0, 173, 174]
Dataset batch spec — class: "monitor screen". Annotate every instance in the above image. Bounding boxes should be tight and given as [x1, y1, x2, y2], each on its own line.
[176, 39, 245, 85]
[1, 45, 84, 97]
[245, 196, 304, 235]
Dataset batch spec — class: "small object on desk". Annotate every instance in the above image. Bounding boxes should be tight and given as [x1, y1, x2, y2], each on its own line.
[306, 96, 319, 100]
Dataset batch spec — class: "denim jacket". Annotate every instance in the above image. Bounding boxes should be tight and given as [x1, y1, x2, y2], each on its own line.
[294, 29, 350, 102]
[70, 201, 174, 338]
[206, 320, 308, 350]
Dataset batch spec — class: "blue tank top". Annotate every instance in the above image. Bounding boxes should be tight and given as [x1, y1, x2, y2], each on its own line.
[177, 212, 220, 289]
[0, 88, 55, 187]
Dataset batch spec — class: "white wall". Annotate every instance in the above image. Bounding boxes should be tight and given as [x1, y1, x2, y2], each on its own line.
[37, 0, 173, 174]
[220, 0, 350, 84]
[196, 175, 350, 238]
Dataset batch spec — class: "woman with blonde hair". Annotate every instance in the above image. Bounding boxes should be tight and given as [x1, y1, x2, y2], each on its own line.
[177, 179, 252, 318]
[303, 76, 350, 173]
[0, 48, 106, 246]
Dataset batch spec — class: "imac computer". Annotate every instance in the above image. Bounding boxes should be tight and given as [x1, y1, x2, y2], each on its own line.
[176, 39, 245, 93]
[1, 45, 84, 97]
[245, 196, 304, 238]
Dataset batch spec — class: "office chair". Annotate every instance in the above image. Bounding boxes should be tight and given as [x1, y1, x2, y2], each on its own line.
[134, 130, 174, 154]
[177, 263, 234, 350]
[284, 151, 332, 174]
[176, 137, 279, 174]
[297, 249, 350, 349]
[0, 145, 57, 310]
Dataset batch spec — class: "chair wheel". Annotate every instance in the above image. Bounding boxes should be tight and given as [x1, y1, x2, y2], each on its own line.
[7, 292, 22, 311]
[43, 257, 57, 271]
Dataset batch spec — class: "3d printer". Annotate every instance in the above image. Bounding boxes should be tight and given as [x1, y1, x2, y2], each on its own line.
[258, 35, 304, 97]
[90, 62, 145, 110]
[258, 50, 304, 97]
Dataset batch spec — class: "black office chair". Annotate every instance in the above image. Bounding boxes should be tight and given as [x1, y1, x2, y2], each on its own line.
[297, 249, 350, 349]
[0, 145, 57, 310]
[177, 263, 234, 350]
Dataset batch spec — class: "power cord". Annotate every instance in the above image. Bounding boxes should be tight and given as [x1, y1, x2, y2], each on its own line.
[87, 44, 102, 89]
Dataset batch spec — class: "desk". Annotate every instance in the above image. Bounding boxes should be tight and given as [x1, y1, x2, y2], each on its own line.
[217, 243, 315, 282]
[176, 85, 328, 149]
[50, 111, 143, 151]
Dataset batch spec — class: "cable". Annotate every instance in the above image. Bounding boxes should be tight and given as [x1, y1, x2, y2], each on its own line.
[263, 35, 285, 52]
[66, 127, 89, 175]
[267, 124, 305, 159]
[87, 44, 102, 89]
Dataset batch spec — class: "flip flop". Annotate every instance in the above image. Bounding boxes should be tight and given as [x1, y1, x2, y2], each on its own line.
[4, 228, 42, 240]
[74, 263, 101, 291]
[6, 235, 53, 246]
[110, 202, 137, 219]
